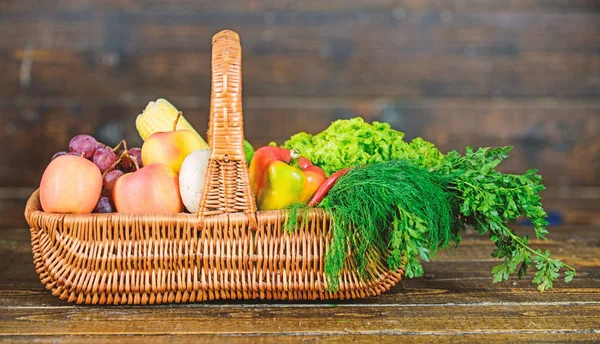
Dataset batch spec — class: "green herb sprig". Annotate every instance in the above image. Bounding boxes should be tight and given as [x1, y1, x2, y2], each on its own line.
[283, 202, 311, 234]
[433, 146, 576, 291]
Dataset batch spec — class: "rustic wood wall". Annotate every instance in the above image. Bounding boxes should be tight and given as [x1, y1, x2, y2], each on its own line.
[1, 1, 598, 187]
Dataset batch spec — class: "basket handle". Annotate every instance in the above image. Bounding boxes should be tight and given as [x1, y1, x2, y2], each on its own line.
[197, 30, 257, 227]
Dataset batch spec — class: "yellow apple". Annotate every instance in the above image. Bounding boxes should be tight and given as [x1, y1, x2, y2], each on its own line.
[141, 129, 206, 174]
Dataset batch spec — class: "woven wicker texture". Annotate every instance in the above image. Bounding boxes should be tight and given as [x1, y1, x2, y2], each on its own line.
[200, 30, 257, 224]
[24, 30, 404, 304]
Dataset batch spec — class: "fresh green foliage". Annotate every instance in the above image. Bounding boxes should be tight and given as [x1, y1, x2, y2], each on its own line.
[389, 207, 431, 279]
[283, 202, 311, 234]
[319, 160, 454, 290]
[432, 146, 576, 292]
[281, 120, 576, 292]
[283, 118, 443, 175]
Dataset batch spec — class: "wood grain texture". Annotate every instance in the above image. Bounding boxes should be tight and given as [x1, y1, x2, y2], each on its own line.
[2, 9, 599, 52]
[1, 305, 599, 335]
[1, 10, 599, 90]
[2, 331, 598, 344]
[0, 192, 599, 341]
[1, 333, 600, 344]
[3, 48, 599, 98]
[2, 0, 600, 13]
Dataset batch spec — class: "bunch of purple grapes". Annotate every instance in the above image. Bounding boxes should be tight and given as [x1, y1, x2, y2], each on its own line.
[52, 135, 143, 213]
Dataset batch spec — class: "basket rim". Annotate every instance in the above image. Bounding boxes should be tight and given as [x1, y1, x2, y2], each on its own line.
[25, 189, 327, 226]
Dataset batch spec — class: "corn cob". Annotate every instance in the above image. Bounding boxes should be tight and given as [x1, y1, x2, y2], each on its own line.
[136, 99, 209, 149]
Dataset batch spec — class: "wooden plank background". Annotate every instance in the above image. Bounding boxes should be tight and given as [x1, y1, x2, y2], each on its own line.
[0, 0, 598, 187]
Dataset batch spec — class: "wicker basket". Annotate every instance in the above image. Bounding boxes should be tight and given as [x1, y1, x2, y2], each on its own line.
[24, 30, 405, 305]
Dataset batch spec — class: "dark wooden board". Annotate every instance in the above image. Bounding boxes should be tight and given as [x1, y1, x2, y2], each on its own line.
[1, 304, 599, 335]
[0, 6, 598, 99]
[1, 98, 598, 187]
[1, 0, 599, 13]
[3, 49, 599, 99]
[1, 333, 600, 344]
[2, 10, 599, 52]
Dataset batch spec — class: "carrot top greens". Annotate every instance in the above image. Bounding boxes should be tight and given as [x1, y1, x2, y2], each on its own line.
[432, 146, 576, 291]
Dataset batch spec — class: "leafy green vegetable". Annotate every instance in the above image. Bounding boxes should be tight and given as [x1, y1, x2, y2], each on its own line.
[389, 207, 431, 279]
[432, 146, 576, 292]
[283, 118, 443, 175]
[319, 160, 454, 290]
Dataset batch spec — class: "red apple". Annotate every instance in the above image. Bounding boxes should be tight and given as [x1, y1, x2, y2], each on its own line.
[113, 163, 184, 214]
[40, 155, 102, 214]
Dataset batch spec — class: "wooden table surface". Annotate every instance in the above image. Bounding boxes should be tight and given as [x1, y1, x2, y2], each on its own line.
[1, 188, 599, 343]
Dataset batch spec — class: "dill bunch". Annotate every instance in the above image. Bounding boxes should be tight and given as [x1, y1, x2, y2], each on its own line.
[319, 160, 456, 291]
[283, 202, 311, 234]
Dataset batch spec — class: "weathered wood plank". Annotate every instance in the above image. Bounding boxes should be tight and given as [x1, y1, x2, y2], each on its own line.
[1, 0, 599, 13]
[3, 273, 599, 308]
[1, 99, 598, 186]
[3, 48, 599, 98]
[1, 333, 599, 344]
[1, 8, 598, 99]
[0, 304, 598, 335]
[2, 333, 600, 344]
[1, 11, 599, 53]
